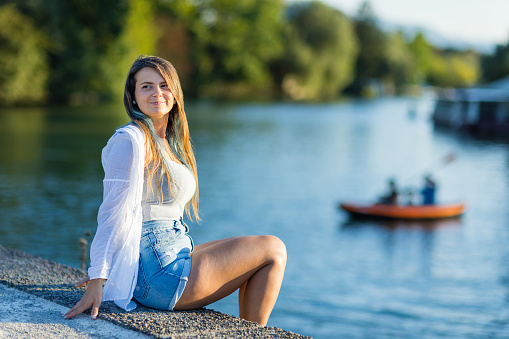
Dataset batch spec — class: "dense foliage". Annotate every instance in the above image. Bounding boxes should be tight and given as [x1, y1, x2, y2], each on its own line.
[0, 4, 48, 105]
[163, 0, 287, 97]
[481, 42, 509, 83]
[1, 0, 157, 105]
[0, 0, 500, 105]
[348, 1, 388, 95]
[275, 1, 358, 100]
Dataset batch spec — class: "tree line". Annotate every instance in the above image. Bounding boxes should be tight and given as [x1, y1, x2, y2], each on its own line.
[1, 0, 507, 106]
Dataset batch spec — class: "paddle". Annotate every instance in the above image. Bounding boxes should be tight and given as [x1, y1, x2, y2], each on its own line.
[401, 151, 456, 184]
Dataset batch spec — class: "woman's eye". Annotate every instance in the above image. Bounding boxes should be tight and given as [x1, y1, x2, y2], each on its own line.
[161, 84, 168, 89]
[142, 85, 151, 89]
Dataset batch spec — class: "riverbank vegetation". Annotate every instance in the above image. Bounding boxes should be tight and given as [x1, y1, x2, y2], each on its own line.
[0, 0, 506, 105]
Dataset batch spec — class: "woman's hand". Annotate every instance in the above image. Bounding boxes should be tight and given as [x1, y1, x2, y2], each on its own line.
[73, 277, 91, 288]
[63, 278, 104, 320]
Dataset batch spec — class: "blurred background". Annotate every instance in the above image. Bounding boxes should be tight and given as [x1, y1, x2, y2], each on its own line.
[2, 0, 509, 338]
[3, 0, 508, 105]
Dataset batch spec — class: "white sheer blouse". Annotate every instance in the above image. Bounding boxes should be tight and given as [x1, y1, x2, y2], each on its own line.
[87, 123, 145, 311]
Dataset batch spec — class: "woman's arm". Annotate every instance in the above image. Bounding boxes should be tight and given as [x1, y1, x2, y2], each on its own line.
[64, 132, 135, 319]
[88, 134, 134, 280]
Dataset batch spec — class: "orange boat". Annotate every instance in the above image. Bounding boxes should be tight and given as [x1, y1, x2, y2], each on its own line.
[339, 202, 466, 220]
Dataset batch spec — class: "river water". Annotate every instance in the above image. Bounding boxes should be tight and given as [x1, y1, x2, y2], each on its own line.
[1, 97, 509, 338]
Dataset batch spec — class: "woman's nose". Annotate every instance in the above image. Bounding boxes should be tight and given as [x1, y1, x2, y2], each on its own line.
[152, 87, 162, 96]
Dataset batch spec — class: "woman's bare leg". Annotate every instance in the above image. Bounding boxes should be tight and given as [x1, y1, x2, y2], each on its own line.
[238, 281, 247, 318]
[193, 237, 241, 251]
[174, 235, 286, 325]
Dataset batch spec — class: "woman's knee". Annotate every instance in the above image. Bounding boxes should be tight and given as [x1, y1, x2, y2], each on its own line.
[258, 235, 287, 266]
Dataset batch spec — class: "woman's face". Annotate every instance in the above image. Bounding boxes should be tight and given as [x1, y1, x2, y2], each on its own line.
[134, 67, 175, 120]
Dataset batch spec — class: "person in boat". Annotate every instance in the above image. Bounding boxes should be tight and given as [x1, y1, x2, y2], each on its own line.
[378, 178, 398, 205]
[405, 189, 415, 206]
[63, 55, 287, 326]
[421, 175, 436, 205]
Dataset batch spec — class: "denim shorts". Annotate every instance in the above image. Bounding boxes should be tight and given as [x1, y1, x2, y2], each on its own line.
[133, 219, 193, 311]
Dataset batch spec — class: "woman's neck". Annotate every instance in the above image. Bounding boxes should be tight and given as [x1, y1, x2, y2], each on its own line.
[151, 116, 168, 138]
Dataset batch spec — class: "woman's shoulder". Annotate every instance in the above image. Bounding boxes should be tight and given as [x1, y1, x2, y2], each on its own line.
[115, 121, 142, 136]
[101, 122, 143, 157]
[110, 122, 144, 143]
[102, 123, 142, 161]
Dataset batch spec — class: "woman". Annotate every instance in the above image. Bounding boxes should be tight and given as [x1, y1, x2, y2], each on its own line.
[63, 55, 286, 326]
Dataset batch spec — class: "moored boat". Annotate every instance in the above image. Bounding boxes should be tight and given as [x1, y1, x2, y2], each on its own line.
[339, 202, 466, 220]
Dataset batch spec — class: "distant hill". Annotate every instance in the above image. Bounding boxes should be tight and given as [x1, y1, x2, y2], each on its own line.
[378, 20, 497, 54]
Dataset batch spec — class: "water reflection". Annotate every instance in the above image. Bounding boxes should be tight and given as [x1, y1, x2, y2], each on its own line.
[341, 216, 463, 230]
[0, 103, 129, 266]
[338, 217, 463, 281]
[0, 106, 47, 173]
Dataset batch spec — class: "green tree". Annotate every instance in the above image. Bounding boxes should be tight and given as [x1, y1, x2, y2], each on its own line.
[99, 0, 159, 100]
[481, 41, 509, 82]
[3, 0, 156, 104]
[158, 0, 285, 98]
[350, 0, 388, 94]
[275, 1, 358, 100]
[408, 32, 433, 84]
[428, 50, 480, 87]
[0, 4, 49, 105]
[384, 31, 416, 91]
[41, 0, 131, 103]
[156, 0, 215, 96]
[150, 0, 199, 93]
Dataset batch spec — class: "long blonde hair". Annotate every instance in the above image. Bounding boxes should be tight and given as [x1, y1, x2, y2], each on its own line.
[123, 55, 200, 221]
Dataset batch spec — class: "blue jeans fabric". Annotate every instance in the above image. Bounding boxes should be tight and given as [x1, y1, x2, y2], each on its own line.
[133, 219, 193, 311]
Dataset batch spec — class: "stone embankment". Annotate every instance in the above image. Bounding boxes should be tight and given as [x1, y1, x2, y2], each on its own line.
[0, 246, 310, 338]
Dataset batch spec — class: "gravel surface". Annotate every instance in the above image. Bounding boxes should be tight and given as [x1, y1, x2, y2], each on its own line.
[0, 246, 310, 338]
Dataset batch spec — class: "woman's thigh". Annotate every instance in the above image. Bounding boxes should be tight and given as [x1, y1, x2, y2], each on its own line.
[174, 235, 284, 310]
[193, 236, 241, 252]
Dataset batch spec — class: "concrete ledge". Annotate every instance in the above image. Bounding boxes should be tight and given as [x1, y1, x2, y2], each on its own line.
[0, 284, 151, 338]
[0, 246, 310, 338]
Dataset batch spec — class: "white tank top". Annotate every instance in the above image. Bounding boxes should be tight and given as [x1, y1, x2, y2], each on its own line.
[141, 160, 196, 222]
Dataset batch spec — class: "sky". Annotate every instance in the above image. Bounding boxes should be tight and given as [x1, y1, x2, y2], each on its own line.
[293, 0, 509, 46]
